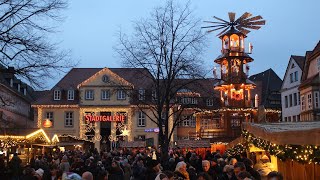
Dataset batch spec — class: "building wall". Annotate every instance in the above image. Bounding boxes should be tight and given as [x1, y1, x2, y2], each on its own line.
[0, 84, 33, 127]
[38, 107, 80, 137]
[281, 58, 303, 122]
[306, 54, 320, 79]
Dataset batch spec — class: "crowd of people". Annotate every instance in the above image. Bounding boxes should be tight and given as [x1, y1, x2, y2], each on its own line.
[0, 147, 283, 180]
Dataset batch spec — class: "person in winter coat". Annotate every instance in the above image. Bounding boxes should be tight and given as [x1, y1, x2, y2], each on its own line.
[145, 158, 161, 180]
[59, 155, 70, 173]
[108, 160, 124, 180]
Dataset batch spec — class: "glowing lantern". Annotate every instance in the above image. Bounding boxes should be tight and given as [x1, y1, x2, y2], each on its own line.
[42, 119, 52, 128]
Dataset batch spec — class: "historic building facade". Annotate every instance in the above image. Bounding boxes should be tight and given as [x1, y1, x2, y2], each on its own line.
[0, 66, 35, 130]
[280, 56, 305, 122]
[299, 41, 320, 121]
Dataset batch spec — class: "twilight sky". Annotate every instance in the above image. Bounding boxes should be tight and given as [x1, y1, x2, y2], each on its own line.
[49, 0, 320, 88]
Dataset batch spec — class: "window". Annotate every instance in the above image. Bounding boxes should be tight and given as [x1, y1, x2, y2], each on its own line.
[46, 112, 54, 127]
[284, 117, 287, 122]
[101, 90, 110, 100]
[183, 119, 190, 126]
[138, 89, 145, 100]
[297, 115, 300, 122]
[290, 73, 293, 83]
[117, 90, 126, 100]
[293, 93, 297, 106]
[307, 93, 312, 110]
[53, 90, 61, 100]
[285, 96, 288, 108]
[294, 71, 298, 82]
[190, 98, 197, 104]
[152, 90, 157, 101]
[314, 91, 319, 109]
[207, 99, 214, 106]
[102, 75, 109, 83]
[288, 116, 291, 122]
[190, 116, 196, 127]
[301, 95, 305, 111]
[85, 90, 94, 100]
[67, 90, 74, 100]
[298, 92, 300, 105]
[231, 119, 241, 128]
[293, 115, 296, 122]
[137, 111, 146, 127]
[65, 112, 73, 127]
[289, 94, 293, 107]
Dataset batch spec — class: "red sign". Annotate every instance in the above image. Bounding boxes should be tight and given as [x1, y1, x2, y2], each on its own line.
[85, 115, 125, 122]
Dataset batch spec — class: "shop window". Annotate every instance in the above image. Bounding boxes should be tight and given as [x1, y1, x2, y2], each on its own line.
[65, 112, 73, 127]
[85, 90, 94, 100]
[53, 90, 61, 100]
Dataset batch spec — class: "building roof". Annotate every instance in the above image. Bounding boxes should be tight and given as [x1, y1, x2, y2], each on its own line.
[291, 55, 305, 70]
[249, 68, 282, 108]
[243, 122, 320, 145]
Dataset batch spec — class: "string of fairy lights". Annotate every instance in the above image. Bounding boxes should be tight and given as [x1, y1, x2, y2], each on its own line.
[226, 130, 320, 164]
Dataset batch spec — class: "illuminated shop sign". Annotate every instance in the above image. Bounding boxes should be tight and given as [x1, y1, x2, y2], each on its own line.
[85, 115, 125, 122]
[144, 128, 159, 133]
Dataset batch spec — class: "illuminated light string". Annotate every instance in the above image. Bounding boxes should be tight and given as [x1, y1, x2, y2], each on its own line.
[226, 130, 320, 164]
[197, 108, 281, 114]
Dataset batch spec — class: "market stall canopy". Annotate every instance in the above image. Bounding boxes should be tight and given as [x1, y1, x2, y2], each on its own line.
[177, 140, 211, 148]
[243, 122, 320, 145]
[0, 128, 51, 143]
[119, 141, 146, 148]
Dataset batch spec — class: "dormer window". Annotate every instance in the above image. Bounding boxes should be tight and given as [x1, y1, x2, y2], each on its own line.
[23, 88, 27, 95]
[138, 89, 145, 100]
[54, 90, 61, 100]
[17, 83, 20, 92]
[68, 90, 74, 100]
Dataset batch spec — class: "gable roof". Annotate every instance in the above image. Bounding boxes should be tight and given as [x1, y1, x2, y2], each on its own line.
[249, 68, 282, 108]
[280, 55, 305, 90]
[291, 55, 305, 70]
[33, 68, 155, 105]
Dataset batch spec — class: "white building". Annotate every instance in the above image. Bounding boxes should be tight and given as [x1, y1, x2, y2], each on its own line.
[280, 55, 305, 122]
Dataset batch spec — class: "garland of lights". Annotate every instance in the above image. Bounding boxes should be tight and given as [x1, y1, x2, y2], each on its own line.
[198, 108, 281, 114]
[225, 143, 248, 157]
[227, 130, 320, 164]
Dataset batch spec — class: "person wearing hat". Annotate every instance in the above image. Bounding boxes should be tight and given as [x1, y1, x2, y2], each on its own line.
[34, 168, 44, 180]
[60, 155, 70, 173]
[145, 157, 161, 180]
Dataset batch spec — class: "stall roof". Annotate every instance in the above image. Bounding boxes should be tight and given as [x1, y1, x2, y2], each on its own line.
[243, 122, 320, 145]
[177, 140, 211, 148]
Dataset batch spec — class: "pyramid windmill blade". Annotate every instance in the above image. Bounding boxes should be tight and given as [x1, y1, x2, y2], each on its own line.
[236, 26, 251, 35]
[217, 27, 230, 36]
[206, 26, 227, 33]
[213, 16, 229, 23]
[203, 21, 228, 25]
[201, 24, 228, 29]
[235, 12, 252, 24]
[241, 25, 262, 30]
[243, 20, 266, 26]
[243, 15, 263, 22]
[228, 12, 236, 22]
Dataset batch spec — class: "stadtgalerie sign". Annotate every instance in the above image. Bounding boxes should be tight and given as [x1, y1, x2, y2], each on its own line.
[85, 115, 125, 122]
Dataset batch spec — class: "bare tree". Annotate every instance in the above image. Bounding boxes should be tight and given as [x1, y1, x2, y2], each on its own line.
[0, 0, 75, 88]
[116, 0, 209, 159]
